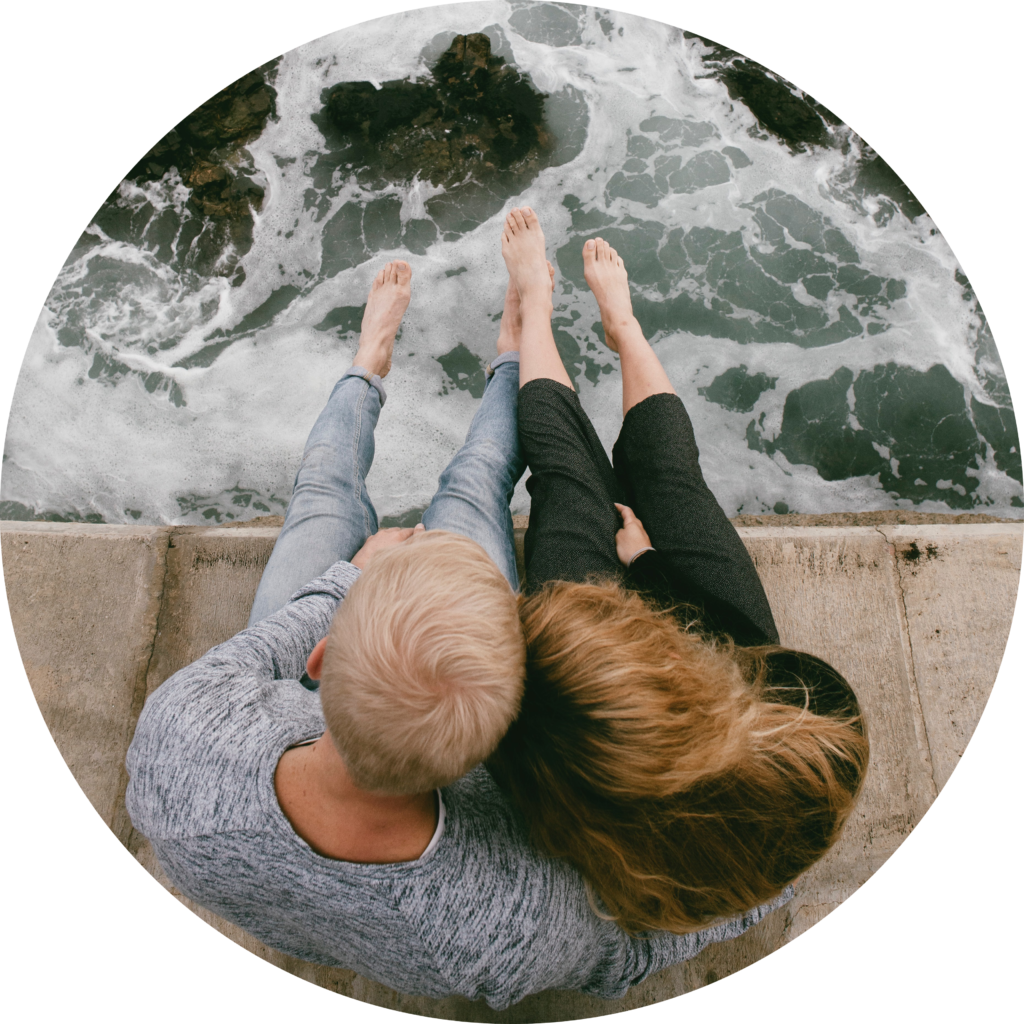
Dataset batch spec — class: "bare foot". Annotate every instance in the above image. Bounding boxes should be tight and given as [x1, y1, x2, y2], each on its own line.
[501, 207, 552, 303]
[582, 238, 635, 352]
[496, 261, 554, 354]
[353, 260, 412, 378]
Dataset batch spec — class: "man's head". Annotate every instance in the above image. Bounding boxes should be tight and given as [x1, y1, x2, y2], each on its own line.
[318, 530, 525, 794]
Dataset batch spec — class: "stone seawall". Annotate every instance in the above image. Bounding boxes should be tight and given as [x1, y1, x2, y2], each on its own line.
[2, 516, 1021, 1022]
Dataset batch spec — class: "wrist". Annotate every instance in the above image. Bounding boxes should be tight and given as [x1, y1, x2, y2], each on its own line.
[627, 546, 655, 567]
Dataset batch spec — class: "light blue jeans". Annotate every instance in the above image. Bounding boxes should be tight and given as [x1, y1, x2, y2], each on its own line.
[248, 352, 524, 629]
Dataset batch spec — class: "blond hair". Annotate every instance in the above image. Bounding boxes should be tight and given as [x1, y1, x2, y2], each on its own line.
[320, 530, 525, 794]
[488, 580, 868, 933]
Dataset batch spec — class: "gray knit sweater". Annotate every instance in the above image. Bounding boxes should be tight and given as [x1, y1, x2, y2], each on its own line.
[126, 560, 791, 1010]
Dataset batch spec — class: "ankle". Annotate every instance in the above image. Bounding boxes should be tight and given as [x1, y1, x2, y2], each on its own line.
[353, 343, 388, 377]
[603, 313, 641, 345]
[519, 292, 553, 319]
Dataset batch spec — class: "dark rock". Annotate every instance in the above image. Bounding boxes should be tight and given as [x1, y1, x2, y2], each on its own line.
[315, 34, 550, 191]
[685, 33, 841, 152]
[854, 150, 926, 221]
[307, 33, 581, 254]
[107, 60, 280, 276]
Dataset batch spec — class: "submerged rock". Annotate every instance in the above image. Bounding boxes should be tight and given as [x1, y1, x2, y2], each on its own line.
[747, 362, 1000, 509]
[99, 61, 281, 278]
[128, 63, 278, 212]
[687, 33, 926, 222]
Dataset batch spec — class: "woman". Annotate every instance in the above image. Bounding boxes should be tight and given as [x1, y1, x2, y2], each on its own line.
[490, 207, 869, 934]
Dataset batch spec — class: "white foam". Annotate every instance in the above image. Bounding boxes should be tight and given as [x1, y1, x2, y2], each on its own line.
[3, 2, 1018, 523]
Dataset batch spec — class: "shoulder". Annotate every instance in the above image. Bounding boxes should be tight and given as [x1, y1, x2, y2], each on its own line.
[398, 767, 635, 1007]
[126, 660, 322, 839]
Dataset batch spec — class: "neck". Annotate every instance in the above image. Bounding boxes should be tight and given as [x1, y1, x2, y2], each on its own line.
[309, 733, 430, 813]
[275, 733, 439, 863]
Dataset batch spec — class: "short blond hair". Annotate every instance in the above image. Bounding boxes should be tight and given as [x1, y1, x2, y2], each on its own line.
[320, 530, 525, 794]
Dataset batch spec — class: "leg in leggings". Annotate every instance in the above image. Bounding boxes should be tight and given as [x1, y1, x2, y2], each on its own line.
[498, 207, 625, 591]
[247, 368, 384, 627]
[421, 352, 525, 589]
[517, 379, 625, 591]
[612, 393, 778, 643]
[583, 235, 777, 641]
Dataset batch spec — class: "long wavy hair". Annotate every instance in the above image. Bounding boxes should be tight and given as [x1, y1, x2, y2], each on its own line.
[487, 580, 868, 934]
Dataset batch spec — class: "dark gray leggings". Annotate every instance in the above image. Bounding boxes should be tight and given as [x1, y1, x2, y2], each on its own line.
[516, 379, 779, 645]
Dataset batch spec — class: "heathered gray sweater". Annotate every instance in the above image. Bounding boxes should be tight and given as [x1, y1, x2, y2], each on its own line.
[126, 560, 791, 1009]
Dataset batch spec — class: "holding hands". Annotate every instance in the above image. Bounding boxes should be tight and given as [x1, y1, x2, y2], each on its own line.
[351, 523, 425, 570]
[613, 503, 654, 567]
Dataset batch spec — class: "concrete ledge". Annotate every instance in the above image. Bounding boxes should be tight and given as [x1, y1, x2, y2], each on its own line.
[2, 518, 1021, 1019]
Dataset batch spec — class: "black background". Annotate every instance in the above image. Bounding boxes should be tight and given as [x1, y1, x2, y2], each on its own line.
[4, 4, 1011, 1011]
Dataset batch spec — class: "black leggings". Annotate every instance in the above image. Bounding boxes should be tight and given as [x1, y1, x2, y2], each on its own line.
[517, 379, 779, 646]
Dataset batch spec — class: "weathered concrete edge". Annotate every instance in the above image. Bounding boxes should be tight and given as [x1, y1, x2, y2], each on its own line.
[871, 524, 940, 802]
[3, 519, 1021, 1018]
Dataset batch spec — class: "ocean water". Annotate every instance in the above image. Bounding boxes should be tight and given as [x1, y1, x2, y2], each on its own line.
[3, 1, 1021, 525]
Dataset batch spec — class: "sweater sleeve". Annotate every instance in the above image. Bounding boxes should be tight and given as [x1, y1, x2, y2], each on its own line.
[627, 887, 795, 985]
[192, 559, 362, 682]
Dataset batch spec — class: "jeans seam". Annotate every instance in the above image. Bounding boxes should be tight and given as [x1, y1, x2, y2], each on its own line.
[350, 382, 373, 537]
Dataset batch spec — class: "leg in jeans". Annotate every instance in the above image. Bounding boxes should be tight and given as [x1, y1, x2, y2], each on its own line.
[420, 273, 541, 588]
[248, 371, 383, 626]
[421, 353, 525, 589]
[248, 260, 412, 625]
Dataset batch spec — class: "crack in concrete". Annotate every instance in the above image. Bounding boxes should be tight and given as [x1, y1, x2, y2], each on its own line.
[109, 527, 174, 852]
[875, 525, 939, 803]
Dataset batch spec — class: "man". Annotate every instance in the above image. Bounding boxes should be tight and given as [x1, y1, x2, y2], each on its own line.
[127, 238, 787, 1010]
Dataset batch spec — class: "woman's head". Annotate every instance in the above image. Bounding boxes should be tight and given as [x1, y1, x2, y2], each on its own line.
[488, 580, 868, 933]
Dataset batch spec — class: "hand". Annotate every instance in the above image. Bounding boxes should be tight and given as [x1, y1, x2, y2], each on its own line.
[613, 503, 652, 567]
[350, 523, 425, 570]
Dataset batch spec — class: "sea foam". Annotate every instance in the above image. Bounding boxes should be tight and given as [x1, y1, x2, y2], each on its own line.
[3, 2, 1019, 524]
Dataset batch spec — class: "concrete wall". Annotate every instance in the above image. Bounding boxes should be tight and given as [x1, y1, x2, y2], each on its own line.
[2, 516, 1020, 1021]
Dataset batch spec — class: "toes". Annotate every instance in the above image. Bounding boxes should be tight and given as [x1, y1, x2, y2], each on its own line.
[510, 208, 527, 232]
[583, 238, 597, 259]
[394, 260, 411, 285]
[521, 207, 538, 228]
